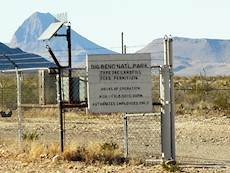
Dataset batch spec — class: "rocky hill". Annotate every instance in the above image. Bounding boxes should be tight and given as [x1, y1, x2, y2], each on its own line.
[137, 37, 230, 76]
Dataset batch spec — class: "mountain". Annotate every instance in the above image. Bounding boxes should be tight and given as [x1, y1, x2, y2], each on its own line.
[0, 42, 55, 70]
[0, 42, 22, 54]
[8, 12, 116, 67]
[137, 37, 230, 76]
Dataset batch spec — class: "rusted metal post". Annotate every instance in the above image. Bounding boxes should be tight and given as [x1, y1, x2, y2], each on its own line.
[67, 25, 72, 70]
[67, 25, 73, 104]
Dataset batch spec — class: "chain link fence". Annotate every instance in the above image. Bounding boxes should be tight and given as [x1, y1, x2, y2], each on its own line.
[173, 76, 230, 166]
[0, 73, 18, 143]
[124, 114, 161, 160]
[61, 67, 162, 161]
[0, 73, 17, 110]
[1, 66, 230, 164]
[0, 66, 164, 161]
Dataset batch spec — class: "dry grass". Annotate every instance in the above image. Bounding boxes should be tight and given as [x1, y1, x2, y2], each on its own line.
[16, 141, 60, 163]
[0, 139, 126, 165]
[62, 141, 126, 165]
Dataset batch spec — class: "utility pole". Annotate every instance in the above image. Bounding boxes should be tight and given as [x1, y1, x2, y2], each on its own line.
[67, 25, 72, 103]
[121, 32, 124, 54]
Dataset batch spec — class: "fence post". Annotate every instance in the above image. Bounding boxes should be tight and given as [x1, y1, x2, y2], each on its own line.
[2, 54, 22, 148]
[160, 64, 171, 160]
[16, 69, 22, 148]
[57, 69, 64, 152]
[124, 113, 129, 157]
[169, 37, 176, 160]
[160, 36, 175, 161]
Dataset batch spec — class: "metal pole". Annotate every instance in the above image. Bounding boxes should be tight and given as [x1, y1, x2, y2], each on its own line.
[46, 45, 62, 68]
[67, 25, 72, 70]
[67, 25, 72, 104]
[121, 32, 124, 54]
[57, 69, 64, 152]
[160, 37, 172, 160]
[168, 37, 176, 160]
[124, 113, 129, 157]
[16, 68, 22, 148]
[164, 36, 169, 65]
[3, 54, 22, 148]
[160, 65, 171, 160]
[124, 45, 127, 54]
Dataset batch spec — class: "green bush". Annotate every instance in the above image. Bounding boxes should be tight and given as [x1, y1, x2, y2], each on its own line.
[22, 131, 40, 141]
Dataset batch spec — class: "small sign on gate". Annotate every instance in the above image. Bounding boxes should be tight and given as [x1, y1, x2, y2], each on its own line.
[87, 54, 152, 113]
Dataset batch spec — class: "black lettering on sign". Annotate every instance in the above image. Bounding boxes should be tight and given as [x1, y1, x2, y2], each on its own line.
[112, 71, 119, 74]
[100, 71, 111, 75]
[133, 94, 143, 98]
[101, 64, 116, 69]
[132, 63, 148, 68]
[101, 87, 113, 91]
[100, 76, 111, 80]
[91, 64, 100, 69]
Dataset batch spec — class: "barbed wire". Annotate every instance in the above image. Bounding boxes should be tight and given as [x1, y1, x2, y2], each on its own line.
[0, 41, 164, 57]
[0, 52, 36, 57]
[0, 56, 48, 61]
[175, 88, 230, 91]
[39, 42, 163, 53]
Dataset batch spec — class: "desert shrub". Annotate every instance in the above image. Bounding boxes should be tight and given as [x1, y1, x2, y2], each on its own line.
[174, 76, 230, 115]
[100, 142, 119, 150]
[98, 142, 125, 164]
[213, 90, 230, 110]
[22, 131, 40, 141]
[162, 162, 181, 172]
[62, 141, 86, 161]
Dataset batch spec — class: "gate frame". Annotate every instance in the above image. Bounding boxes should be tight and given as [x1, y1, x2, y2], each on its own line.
[124, 36, 175, 161]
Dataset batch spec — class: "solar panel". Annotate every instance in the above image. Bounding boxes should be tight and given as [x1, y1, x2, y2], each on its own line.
[0, 54, 56, 70]
[38, 22, 64, 41]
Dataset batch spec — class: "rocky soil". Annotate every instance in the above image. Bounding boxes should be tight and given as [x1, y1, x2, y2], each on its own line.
[0, 113, 230, 172]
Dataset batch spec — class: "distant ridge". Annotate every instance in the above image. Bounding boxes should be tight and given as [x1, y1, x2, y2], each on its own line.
[0, 42, 55, 70]
[137, 37, 230, 76]
[8, 12, 117, 67]
[0, 42, 22, 54]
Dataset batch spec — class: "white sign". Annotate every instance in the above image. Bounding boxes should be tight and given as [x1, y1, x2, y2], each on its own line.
[87, 54, 152, 113]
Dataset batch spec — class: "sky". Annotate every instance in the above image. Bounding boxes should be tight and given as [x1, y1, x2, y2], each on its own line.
[2, 0, 230, 53]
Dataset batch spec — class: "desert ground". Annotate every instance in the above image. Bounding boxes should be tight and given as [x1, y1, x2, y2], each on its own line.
[0, 111, 230, 172]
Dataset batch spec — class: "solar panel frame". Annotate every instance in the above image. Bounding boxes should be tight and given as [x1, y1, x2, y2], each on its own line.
[38, 22, 64, 41]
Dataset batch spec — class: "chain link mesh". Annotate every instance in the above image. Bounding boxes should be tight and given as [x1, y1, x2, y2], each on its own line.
[0, 73, 17, 110]
[125, 115, 161, 160]
[2, 65, 230, 164]
[61, 68, 162, 161]
[0, 73, 18, 143]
